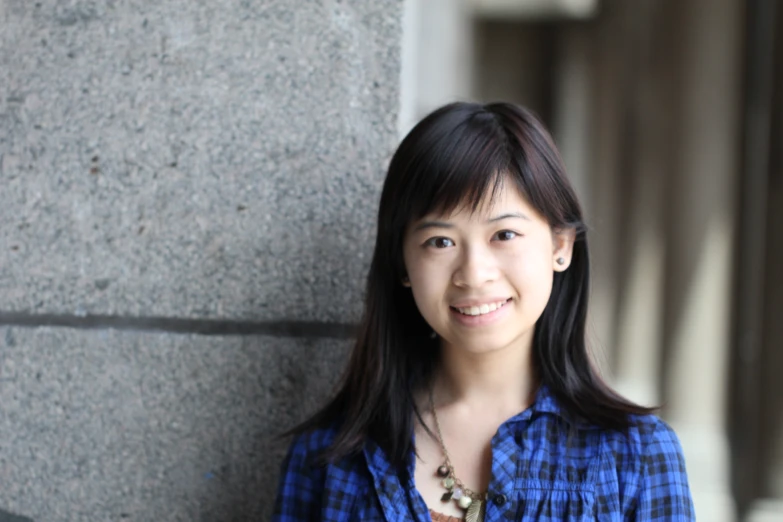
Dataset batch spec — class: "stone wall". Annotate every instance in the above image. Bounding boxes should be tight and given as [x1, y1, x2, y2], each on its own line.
[0, 1, 402, 519]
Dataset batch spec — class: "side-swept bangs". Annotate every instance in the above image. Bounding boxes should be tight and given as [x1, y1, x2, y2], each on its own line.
[392, 108, 510, 222]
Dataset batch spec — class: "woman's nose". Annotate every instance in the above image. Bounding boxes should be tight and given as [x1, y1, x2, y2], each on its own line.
[451, 245, 499, 288]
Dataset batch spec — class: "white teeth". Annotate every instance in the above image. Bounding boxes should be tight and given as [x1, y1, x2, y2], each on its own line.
[456, 300, 508, 316]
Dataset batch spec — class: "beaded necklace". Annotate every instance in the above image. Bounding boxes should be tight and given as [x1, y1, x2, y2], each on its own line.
[429, 388, 487, 522]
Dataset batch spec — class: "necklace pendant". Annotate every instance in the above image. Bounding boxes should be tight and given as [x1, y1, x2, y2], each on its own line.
[465, 499, 485, 522]
[440, 491, 453, 502]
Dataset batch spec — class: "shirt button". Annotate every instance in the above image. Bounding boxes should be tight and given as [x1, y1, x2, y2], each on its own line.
[492, 493, 507, 506]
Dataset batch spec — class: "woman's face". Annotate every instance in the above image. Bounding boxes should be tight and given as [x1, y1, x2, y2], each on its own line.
[402, 179, 574, 356]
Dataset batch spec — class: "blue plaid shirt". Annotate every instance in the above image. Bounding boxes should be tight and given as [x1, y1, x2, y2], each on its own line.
[273, 385, 694, 521]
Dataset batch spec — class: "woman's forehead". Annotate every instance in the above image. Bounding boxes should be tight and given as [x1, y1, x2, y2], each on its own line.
[416, 180, 533, 222]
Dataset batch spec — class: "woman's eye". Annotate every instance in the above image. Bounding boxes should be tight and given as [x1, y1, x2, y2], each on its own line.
[424, 237, 455, 248]
[493, 230, 518, 241]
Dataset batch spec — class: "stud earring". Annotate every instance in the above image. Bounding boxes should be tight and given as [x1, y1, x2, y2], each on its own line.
[556, 257, 566, 266]
[402, 275, 410, 286]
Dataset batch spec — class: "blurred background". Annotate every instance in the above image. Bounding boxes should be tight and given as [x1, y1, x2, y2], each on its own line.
[399, 0, 782, 520]
[0, 0, 780, 520]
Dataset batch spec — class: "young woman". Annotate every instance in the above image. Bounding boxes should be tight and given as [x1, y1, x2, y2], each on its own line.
[273, 102, 694, 521]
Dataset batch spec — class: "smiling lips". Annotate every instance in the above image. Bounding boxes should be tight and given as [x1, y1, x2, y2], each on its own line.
[452, 298, 511, 316]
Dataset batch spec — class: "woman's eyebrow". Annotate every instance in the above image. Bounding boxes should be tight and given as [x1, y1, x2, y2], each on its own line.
[413, 213, 530, 231]
[413, 220, 453, 232]
[487, 212, 530, 223]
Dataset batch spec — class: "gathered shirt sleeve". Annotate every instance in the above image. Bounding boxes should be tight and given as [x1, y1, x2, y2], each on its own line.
[633, 420, 695, 521]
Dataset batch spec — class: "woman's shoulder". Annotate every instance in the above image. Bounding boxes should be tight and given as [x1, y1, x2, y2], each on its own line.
[596, 412, 689, 486]
[274, 421, 381, 521]
[279, 417, 371, 476]
[615, 413, 685, 457]
[278, 420, 358, 482]
[285, 422, 340, 457]
[536, 386, 683, 455]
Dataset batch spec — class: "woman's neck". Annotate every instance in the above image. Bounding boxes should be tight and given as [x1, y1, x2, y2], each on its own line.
[433, 338, 538, 414]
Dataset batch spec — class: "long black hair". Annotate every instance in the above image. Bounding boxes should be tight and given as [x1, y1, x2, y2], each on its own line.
[292, 101, 654, 467]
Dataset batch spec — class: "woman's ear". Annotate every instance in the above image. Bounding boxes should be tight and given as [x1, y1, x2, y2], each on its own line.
[401, 275, 411, 287]
[552, 227, 577, 271]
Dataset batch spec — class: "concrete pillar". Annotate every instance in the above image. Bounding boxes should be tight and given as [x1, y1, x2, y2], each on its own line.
[582, 1, 627, 375]
[401, 0, 473, 135]
[747, 500, 783, 522]
[0, 1, 402, 520]
[661, 0, 742, 519]
[608, 0, 669, 408]
[399, 0, 421, 136]
[552, 25, 592, 206]
[472, 21, 554, 116]
[746, 63, 783, 519]
[582, 0, 669, 406]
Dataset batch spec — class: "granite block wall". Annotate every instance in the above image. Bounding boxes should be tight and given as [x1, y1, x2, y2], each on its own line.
[1, 328, 352, 521]
[0, 0, 402, 519]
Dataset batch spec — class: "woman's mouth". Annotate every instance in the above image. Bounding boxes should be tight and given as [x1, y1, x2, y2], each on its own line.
[450, 298, 512, 316]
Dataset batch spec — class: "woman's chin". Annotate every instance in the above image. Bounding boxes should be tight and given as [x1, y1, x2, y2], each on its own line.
[440, 334, 531, 358]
